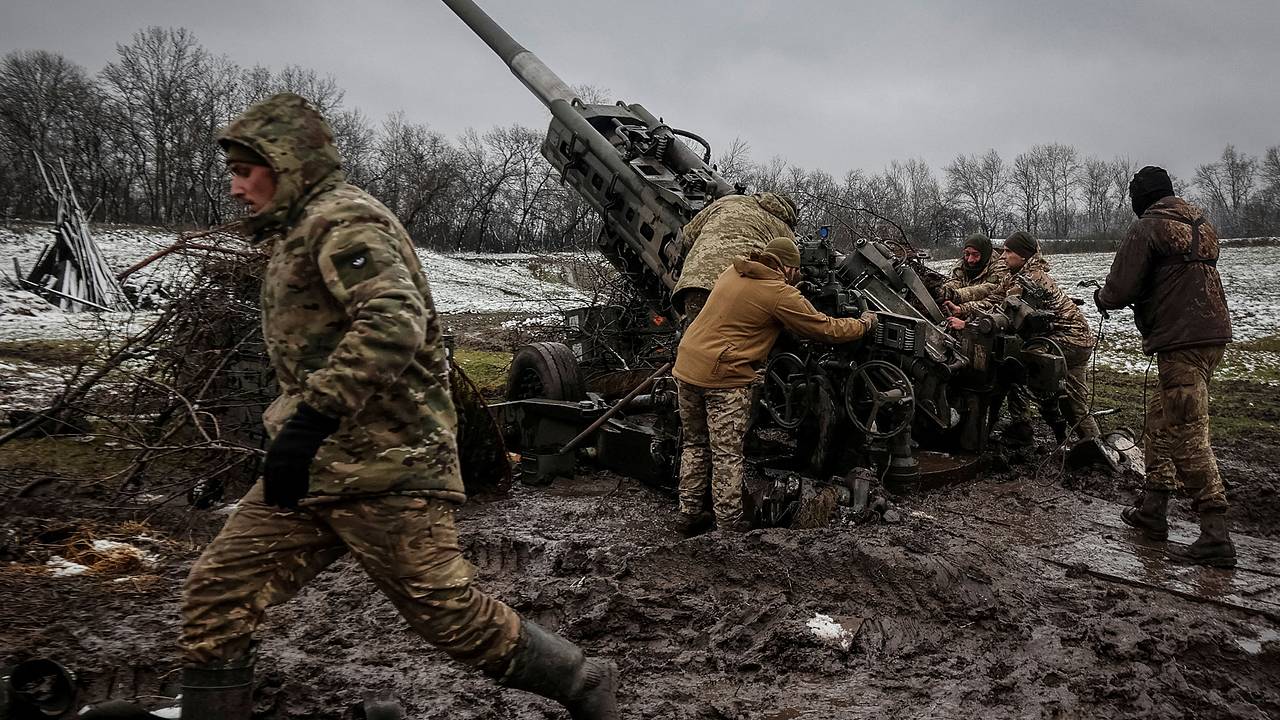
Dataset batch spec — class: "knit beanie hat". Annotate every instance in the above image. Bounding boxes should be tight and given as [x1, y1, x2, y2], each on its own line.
[761, 237, 802, 268]
[1129, 166, 1174, 216]
[963, 232, 992, 265]
[1004, 230, 1039, 259]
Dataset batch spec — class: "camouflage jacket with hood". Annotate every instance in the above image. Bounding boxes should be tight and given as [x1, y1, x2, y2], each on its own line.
[1097, 196, 1232, 355]
[220, 93, 463, 502]
[1004, 254, 1095, 351]
[672, 192, 797, 309]
[941, 255, 1010, 316]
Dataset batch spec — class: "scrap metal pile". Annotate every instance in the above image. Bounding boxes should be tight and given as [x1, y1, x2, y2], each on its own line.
[16, 156, 131, 312]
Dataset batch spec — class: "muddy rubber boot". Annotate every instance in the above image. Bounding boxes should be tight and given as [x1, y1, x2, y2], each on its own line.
[1050, 420, 1069, 444]
[179, 656, 254, 720]
[1120, 489, 1169, 541]
[1003, 420, 1034, 447]
[675, 510, 713, 538]
[499, 621, 619, 720]
[1174, 511, 1237, 568]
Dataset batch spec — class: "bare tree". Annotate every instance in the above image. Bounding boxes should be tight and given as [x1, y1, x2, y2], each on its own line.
[1195, 144, 1258, 235]
[1010, 147, 1046, 235]
[1080, 157, 1113, 236]
[101, 27, 213, 225]
[1041, 143, 1080, 238]
[715, 136, 753, 186]
[945, 149, 1008, 237]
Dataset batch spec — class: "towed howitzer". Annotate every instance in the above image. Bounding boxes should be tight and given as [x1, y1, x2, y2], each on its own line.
[444, 0, 1067, 501]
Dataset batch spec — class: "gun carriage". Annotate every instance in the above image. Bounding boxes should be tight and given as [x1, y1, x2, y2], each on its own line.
[442, 0, 1067, 523]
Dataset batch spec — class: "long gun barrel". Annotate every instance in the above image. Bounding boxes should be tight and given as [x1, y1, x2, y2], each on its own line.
[441, 0, 575, 106]
[442, 0, 737, 318]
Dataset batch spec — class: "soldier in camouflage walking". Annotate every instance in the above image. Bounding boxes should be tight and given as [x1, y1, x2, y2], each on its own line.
[996, 231, 1100, 445]
[1096, 166, 1235, 568]
[672, 237, 875, 535]
[937, 232, 1009, 319]
[179, 94, 618, 719]
[672, 191, 798, 327]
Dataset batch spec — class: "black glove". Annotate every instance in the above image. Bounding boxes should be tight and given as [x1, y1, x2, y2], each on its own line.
[263, 403, 341, 508]
[1093, 288, 1109, 319]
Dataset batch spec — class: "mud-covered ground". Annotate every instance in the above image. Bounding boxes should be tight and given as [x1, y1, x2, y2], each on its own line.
[3, 420, 1279, 719]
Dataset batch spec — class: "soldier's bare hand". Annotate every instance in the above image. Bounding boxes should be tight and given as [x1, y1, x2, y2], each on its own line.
[946, 317, 967, 331]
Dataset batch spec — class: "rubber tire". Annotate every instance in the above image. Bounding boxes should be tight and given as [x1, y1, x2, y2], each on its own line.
[506, 342, 586, 401]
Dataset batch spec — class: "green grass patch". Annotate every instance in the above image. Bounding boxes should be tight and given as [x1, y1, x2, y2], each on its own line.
[453, 349, 512, 398]
[0, 339, 97, 365]
[1090, 366, 1280, 446]
[0, 435, 132, 479]
[1235, 334, 1280, 353]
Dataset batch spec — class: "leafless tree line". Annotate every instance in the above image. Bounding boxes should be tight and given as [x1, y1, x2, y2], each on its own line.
[2, 27, 1279, 252]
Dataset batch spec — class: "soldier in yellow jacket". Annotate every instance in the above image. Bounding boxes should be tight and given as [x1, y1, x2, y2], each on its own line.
[672, 237, 875, 534]
[180, 94, 617, 719]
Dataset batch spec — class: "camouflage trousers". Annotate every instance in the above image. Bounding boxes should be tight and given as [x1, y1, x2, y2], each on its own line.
[677, 381, 753, 527]
[1143, 345, 1228, 512]
[1008, 343, 1100, 441]
[180, 482, 521, 672]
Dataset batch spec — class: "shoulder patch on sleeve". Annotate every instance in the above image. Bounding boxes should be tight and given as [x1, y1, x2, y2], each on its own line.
[330, 243, 383, 289]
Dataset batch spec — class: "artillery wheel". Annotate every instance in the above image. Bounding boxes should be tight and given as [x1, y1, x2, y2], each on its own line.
[843, 360, 916, 439]
[506, 342, 585, 401]
[761, 352, 809, 430]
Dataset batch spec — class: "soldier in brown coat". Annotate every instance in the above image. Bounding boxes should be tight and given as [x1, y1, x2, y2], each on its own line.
[1096, 165, 1235, 568]
[672, 237, 875, 534]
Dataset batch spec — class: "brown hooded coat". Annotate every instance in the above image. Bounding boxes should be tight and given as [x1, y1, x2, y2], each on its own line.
[674, 258, 870, 388]
[1097, 196, 1232, 354]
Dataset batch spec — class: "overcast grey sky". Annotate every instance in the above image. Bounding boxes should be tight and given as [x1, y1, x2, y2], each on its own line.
[2, 0, 1275, 181]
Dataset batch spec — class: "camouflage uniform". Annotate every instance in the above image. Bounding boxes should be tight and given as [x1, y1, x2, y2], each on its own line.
[181, 93, 519, 671]
[1143, 346, 1228, 510]
[940, 255, 1009, 317]
[1004, 254, 1099, 440]
[672, 192, 797, 323]
[677, 382, 754, 528]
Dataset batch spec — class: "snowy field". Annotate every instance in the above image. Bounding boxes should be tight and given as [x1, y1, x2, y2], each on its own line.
[1, 224, 1277, 419]
[0, 224, 589, 343]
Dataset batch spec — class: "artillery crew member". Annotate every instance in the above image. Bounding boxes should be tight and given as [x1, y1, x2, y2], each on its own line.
[180, 94, 618, 719]
[998, 231, 1100, 444]
[938, 232, 1009, 319]
[1096, 165, 1235, 568]
[672, 237, 876, 534]
[673, 191, 799, 327]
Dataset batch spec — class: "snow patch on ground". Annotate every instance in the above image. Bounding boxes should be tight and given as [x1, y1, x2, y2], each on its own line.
[46, 556, 91, 576]
[806, 612, 856, 651]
